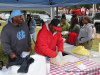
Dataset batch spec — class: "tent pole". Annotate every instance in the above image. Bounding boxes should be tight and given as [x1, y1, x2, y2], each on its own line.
[56, 7, 58, 19]
[24, 11, 27, 21]
[95, 4, 96, 15]
[50, 6, 53, 19]
[92, 4, 94, 17]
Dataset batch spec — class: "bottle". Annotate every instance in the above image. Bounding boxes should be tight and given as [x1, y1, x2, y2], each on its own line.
[89, 47, 93, 60]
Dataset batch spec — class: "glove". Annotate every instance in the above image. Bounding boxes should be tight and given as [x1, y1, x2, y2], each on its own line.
[56, 51, 63, 63]
[58, 51, 63, 59]
[46, 56, 50, 61]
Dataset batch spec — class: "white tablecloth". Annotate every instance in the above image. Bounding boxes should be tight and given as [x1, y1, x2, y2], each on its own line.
[1, 43, 100, 75]
[64, 43, 100, 64]
[0, 55, 48, 75]
[64, 43, 74, 48]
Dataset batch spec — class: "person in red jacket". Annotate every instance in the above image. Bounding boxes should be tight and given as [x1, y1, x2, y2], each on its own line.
[35, 19, 64, 60]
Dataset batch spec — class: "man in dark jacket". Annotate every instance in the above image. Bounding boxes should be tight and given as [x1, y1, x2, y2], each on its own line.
[1, 9, 32, 62]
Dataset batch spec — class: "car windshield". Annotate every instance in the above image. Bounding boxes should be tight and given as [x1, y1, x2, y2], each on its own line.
[5, 14, 10, 16]
[54, 14, 72, 22]
[40, 15, 49, 19]
[55, 16, 62, 18]
[66, 15, 72, 21]
[94, 13, 100, 19]
[33, 15, 39, 19]
[0, 14, 4, 17]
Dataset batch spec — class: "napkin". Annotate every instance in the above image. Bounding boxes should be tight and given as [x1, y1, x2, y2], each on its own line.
[76, 63, 86, 70]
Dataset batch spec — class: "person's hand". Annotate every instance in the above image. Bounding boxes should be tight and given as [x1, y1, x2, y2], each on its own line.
[28, 47, 32, 53]
[29, 26, 32, 29]
[46, 56, 50, 61]
[11, 54, 17, 59]
[64, 38, 67, 43]
[55, 52, 62, 63]
[66, 32, 70, 35]
[79, 38, 81, 41]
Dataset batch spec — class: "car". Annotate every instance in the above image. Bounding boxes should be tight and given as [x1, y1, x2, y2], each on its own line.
[0, 14, 4, 20]
[54, 14, 62, 21]
[2, 14, 10, 20]
[31, 14, 51, 26]
[66, 15, 72, 24]
[0, 16, 2, 20]
[93, 12, 100, 33]
[55, 14, 72, 24]
[89, 16, 94, 23]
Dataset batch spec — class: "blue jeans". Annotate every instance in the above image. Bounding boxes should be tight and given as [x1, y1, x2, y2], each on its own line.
[31, 32, 36, 44]
[35, 52, 37, 54]
[35, 52, 50, 60]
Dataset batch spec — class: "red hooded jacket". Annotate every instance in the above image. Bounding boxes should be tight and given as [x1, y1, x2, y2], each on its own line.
[68, 32, 78, 45]
[35, 24, 63, 58]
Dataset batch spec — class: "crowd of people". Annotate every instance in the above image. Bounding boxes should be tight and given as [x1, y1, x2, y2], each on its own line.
[1, 9, 94, 63]
[60, 13, 94, 50]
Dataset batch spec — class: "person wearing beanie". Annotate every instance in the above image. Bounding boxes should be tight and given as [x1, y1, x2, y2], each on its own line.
[60, 14, 70, 38]
[35, 19, 63, 60]
[1, 9, 32, 62]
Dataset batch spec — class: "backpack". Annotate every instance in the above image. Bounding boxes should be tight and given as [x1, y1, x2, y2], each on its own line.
[86, 25, 97, 40]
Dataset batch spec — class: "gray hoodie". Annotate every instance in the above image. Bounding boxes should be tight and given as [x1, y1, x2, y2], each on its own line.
[78, 23, 94, 43]
[1, 21, 31, 56]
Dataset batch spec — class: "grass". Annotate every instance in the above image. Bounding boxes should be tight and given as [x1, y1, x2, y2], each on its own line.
[0, 21, 5, 33]
[92, 38, 100, 52]
[0, 21, 100, 66]
[30, 28, 40, 55]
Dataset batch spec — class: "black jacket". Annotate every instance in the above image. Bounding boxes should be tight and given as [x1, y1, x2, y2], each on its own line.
[6, 55, 34, 73]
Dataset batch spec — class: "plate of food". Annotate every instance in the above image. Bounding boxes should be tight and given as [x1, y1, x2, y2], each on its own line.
[61, 31, 69, 35]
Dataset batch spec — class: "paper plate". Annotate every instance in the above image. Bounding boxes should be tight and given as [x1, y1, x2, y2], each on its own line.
[61, 31, 69, 35]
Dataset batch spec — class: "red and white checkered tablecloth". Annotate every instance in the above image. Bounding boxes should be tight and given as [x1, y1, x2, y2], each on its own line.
[48, 55, 100, 75]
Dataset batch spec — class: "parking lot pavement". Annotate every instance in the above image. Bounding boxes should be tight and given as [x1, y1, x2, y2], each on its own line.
[36, 26, 42, 28]
[0, 20, 6, 22]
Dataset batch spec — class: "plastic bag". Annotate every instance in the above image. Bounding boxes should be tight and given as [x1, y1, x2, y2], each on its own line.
[51, 52, 68, 66]
[63, 55, 79, 62]
[72, 46, 90, 56]
[20, 52, 30, 58]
